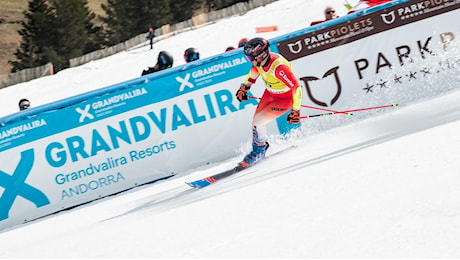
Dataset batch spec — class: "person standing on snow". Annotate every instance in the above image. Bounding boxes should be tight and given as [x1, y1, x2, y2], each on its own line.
[235, 37, 303, 167]
[147, 28, 155, 49]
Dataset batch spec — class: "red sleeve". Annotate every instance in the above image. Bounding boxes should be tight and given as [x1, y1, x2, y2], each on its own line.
[244, 66, 259, 85]
[274, 64, 299, 89]
[248, 66, 258, 84]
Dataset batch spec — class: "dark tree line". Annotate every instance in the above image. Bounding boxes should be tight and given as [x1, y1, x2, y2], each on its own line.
[9, 0, 249, 73]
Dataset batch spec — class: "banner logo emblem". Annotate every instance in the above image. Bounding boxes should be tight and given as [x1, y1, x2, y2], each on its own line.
[76, 104, 94, 123]
[176, 73, 194, 92]
[0, 149, 50, 221]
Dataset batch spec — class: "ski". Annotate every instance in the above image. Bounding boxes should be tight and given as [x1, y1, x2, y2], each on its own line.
[186, 165, 247, 188]
[186, 145, 296, 189]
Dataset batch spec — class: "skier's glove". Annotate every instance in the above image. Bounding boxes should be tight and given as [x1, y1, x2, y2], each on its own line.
[235, 83, 251, 102]
[286, 109, 300, 124]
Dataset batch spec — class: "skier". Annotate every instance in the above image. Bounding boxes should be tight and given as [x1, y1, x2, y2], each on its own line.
[236, 37, 303, 167]
[184, 47, 200, 63]
[141, 50, 174, 76]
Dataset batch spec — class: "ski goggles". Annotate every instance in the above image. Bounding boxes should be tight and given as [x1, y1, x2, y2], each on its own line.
[245, 50, 268, 64]
[19, 104, 30, 110]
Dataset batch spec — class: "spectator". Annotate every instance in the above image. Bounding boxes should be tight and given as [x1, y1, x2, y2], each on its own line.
[184, 47, 200, 63]
[310, 6, 339, 26]
[225, 46, 236, 52]
[348, 0, 393, 13]
[235, 37, 302, 167]
[19, 98, 31, 111]
[238, 38, 249, 48]
[147, 28, 155, 49]
[141, 50, 174, 76]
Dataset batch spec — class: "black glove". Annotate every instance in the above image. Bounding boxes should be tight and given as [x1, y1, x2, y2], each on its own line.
[235, 83, 251, 102]
[286, 109, 300, 124]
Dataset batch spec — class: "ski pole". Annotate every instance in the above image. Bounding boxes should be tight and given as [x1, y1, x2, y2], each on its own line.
[339, 103, 398, 113]
[301, 103, 397, 115]
[250, 96, 345, 114]
[302, 103, 397, 114]
[301, 105, 343, 114]
[299, 112, 334, 119]
[248, 95, 396, 115]
[300, 111, 355, 119]
[250, 96, 349, 115]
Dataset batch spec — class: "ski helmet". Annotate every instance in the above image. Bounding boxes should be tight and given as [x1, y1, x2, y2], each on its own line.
[238, 38, 249, 48]
[157, 50, 173, 69]
[243, 37, 270, 66]
[184, 47, 200, 63]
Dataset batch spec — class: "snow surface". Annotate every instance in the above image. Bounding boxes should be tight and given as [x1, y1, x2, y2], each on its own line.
[1, 0, 460, 258]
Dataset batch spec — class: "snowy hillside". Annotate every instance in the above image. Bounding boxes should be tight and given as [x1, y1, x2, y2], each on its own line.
[0, 0, 350, 118]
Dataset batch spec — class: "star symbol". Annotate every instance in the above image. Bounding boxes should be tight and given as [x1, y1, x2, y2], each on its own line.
[420, 67, 431, 76]
[406, 71, 417, 81]
[363, 83, 374, 94]
[377, 79, 387, 88]
[393, 74, 403, 84]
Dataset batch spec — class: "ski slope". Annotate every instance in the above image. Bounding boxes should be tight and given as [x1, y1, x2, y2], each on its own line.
[1, 0, 460, 258]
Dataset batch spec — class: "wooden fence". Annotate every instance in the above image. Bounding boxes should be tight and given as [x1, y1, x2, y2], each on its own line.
[1, 0, 278, 89]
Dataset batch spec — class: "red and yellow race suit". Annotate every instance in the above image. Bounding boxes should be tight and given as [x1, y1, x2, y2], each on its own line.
[244, 52, 302, 142]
